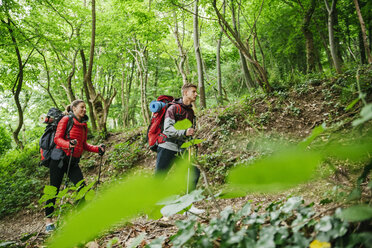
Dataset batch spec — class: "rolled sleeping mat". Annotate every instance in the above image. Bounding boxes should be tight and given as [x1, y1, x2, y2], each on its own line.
[149, 101, 166, 113]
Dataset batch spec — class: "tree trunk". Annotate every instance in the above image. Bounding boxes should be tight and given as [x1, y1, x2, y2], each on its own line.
[359, 31, 367, 64]
[80, 49, 97, 130]
[3, 18, 25, 149]
[212, 0, 271, 93]
[353, 0, 372, 64]
[318, 26, 334, 69]
[65, 50, 78, 103]
[324, 0, 342, 73]
[231, 2, 255, 89]
[37, 50, 60, 108]
[84, 0, 106, 133]
[217, 27, 223, 104]
[130, 41, 150, 125]
[173, 11, 189, 85]
[121, 67, 126, 127]
[125, 59, 135, 127]
[302, 0, 317, 73]
[194, 0, 206, 108]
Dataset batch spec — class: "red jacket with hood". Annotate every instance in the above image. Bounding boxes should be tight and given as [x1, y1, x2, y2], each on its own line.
[54, 115, 99, 158]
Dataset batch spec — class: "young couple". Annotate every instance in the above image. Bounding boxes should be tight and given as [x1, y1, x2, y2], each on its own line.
[44, 83, 202, 233]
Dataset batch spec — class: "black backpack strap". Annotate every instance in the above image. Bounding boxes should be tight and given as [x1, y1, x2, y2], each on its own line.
[65, 115, 74, 140]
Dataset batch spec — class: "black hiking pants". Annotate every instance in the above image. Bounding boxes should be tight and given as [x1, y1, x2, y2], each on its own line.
[45, 156, 85, 218]
[155, 146, 200, 190]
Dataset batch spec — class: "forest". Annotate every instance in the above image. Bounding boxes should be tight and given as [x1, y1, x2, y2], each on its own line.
[0, 0, 371, 247]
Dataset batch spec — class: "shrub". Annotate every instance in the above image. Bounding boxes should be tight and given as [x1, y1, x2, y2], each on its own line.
[0, 125, 11, 156]
[0, 141, 46, 218]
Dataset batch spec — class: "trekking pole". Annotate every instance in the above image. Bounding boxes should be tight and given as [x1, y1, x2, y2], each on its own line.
[187, 146, 191, 195]
[96, 144, 105, 187]
[57, 142, 76, 222]
[65, 140, 77, 187]
[95, 144, 106, 188]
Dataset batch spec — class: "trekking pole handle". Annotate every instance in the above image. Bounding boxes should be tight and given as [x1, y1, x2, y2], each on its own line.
[98, 144, 106, 156]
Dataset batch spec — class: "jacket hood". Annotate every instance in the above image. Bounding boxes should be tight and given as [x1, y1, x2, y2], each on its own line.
[174, 98, 193, 109]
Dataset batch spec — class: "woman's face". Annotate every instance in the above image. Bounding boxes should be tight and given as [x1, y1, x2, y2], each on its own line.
[73, 102, 86, 120]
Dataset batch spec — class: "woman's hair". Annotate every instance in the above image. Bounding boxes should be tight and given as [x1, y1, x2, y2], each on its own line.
[64, 99, 85, 114]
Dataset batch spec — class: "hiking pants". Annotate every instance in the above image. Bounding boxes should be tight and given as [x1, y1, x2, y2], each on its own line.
[45, 156, 85, 218]
[155, 146, 200, 190]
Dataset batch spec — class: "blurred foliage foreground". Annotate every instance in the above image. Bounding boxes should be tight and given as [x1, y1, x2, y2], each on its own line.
[35, 103, 372, 248]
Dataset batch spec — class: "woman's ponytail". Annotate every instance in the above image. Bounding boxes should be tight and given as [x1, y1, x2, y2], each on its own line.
[63, 99, 84, 115]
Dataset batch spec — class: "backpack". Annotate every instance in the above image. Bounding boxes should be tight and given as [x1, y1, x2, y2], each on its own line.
[147, 95, 182, 152]
[39, 108, 74, 167]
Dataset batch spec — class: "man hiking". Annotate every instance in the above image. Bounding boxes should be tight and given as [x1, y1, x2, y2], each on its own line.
[155, 83, 204, 214]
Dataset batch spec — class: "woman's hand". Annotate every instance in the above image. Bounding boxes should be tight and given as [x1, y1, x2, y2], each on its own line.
[69, 139, 77, 148]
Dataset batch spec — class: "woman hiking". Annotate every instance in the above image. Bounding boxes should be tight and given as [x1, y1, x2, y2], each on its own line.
[45, 99, 105, 232]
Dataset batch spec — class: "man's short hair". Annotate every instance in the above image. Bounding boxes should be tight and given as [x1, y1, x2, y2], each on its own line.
[181, 83, 197, 95]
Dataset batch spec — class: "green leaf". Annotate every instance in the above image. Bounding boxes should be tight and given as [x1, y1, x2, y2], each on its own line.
[106, 237, 119, 248]
[298, 124, 326, 149]
[180, 139, 204, 149]
[47, 160, 189, 248]
[160, 189, 205, 217]
[281, 197, 303, 213]
[84, 190, 95, 202]
[340, 205, 372, 222]
[316, 216, 332, 232]
[227, 148, 321, 193]
[352, 104, 372, 126]
[171, 222, 195, 247]
[324, 137, 372, 162]
[147, 237, 166, 248]
[174, 119, 192, 130]
[128, 232, 146, 248]
[345, 98, 360, 111]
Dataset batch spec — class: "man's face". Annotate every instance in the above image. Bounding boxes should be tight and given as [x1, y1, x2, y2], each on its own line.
[184, 87, 198, 103]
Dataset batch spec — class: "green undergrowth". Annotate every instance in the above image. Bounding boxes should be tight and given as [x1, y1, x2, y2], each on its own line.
[0, 141, 46, 218]
[169, 197, 372, 248]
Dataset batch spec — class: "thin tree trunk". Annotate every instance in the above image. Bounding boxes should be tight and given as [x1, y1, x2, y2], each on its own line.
[359, 31, 367, 64]
[302, 0, 317, 73]
[212, 0, 271, 92]
[80, 49, 97, 130]
[353, 0, 372, 64]
[84, 0, 106, 132]
[217, 26, 223, 104]
[3, 18, 26, 149]
[121, 67, 126, 127]
[65, 50, 78, 103]
[173, 10, 188, 85]
[194, 0, 206, 108]
[37, 50, 59, 108]
[231, 2, 255, 89]
[324, 0, 342, 73]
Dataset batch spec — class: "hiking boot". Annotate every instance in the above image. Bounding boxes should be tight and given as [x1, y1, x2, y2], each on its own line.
[45, 223, 56, 233]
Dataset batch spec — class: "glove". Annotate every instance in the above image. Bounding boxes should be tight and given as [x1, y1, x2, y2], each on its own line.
[98, 144, 106, 156]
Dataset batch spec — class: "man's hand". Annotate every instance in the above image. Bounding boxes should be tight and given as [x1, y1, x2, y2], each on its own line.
[69, 139, 77, 148]
[186, 128, 195, 136]
[98, 144, 106, 156]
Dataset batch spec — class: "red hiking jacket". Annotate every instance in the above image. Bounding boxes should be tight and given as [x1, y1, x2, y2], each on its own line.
[54, 115, 99, 158]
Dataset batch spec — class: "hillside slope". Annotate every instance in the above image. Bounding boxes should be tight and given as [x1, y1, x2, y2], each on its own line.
[0, 68, 371, 247]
